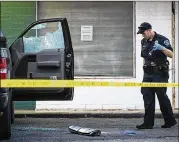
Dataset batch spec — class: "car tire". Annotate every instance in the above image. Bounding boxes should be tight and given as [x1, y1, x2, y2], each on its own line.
[0, 96, 11, 140]
[11, 101, 15, 124]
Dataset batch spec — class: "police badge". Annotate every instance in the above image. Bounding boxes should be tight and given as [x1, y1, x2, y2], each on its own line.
[164, 40, 170, 47]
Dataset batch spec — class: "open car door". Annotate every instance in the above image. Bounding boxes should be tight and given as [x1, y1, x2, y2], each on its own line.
[9, 18, 74, 101]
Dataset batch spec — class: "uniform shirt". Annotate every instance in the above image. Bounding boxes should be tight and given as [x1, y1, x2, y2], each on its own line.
[141, 32, 173, 65]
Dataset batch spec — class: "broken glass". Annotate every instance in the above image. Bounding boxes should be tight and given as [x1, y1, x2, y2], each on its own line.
[31, 23, 47, 30]
[23, 22, 65, 53]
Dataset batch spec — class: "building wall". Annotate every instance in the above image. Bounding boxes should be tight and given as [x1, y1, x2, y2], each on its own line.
[1, 1, 36, 110]
[37, 2, 134, 77]
[1, 1, 176, 111]
[36, 1, 176, 111]
[136, 1, 174, 109]
[174, 2, 178, 109]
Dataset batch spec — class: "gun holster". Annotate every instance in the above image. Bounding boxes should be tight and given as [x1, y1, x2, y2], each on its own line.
[143, 64, 169, 75]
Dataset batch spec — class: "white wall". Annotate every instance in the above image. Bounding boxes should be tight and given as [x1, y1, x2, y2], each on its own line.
[36, 1, 174, 111]
[136, 1, 173, 110]
[174, 2, 178, 109]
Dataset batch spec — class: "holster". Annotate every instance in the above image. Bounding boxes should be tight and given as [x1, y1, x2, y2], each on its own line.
[143, 63, 169, 76]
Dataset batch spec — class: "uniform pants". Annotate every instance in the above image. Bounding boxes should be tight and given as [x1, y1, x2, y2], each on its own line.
[141, 73, 176, 126]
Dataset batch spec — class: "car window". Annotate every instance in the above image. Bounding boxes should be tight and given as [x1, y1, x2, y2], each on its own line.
[23, 22, 65, 53]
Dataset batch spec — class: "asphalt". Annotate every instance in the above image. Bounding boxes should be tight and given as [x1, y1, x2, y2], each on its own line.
[14, 109, 179, 118]
[4, 117, 179, 142]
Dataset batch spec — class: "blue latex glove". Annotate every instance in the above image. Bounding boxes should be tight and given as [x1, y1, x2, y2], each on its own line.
[152, 42, 165, 51]
[149, 41, 165, 55]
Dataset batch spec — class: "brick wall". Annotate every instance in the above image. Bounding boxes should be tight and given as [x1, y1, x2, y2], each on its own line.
[1, 1, 36, 46]
[1, 1, 36, 110]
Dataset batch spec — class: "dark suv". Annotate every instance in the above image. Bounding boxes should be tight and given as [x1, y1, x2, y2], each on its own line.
[0, 18, 74, 140]
[0, 29, 12, 140]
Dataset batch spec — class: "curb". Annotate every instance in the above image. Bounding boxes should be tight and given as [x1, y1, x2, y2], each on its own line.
[14, 111, 179, 118]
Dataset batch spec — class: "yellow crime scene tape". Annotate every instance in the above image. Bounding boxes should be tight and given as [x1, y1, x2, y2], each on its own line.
[0, 79, 178, 88]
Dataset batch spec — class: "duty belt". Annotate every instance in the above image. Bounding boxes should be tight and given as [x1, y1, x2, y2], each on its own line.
[143, 62, 169, 74]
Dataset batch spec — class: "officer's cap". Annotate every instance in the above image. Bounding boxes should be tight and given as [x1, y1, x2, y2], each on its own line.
[137, 22, 152, 34]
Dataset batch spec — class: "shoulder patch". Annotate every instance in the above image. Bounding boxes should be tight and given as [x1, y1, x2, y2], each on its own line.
[164, 40, 170, 46]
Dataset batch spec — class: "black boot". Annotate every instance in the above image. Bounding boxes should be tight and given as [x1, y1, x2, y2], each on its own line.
[136, 123, 153, 129]
[161, 120, 177, 128]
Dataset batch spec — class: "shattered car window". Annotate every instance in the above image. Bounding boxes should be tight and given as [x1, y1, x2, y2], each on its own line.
[23, 22, 65, 53]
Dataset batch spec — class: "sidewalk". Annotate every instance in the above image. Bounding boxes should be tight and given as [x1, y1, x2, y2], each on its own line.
[14, 109, 179, 118]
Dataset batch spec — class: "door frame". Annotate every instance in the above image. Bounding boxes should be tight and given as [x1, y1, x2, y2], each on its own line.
[10, 18, 74, 101]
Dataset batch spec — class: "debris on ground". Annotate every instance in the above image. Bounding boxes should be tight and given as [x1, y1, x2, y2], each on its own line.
[121, 130, 136, 136]
[68, 125, 101, 136]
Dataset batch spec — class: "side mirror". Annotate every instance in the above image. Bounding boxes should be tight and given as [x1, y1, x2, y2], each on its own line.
[0, 29, 7, 48]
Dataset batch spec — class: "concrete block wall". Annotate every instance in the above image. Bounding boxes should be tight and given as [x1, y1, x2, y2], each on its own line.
[174, 2, 178, 109]
[36, 2, 176, 111]
[1, 1, 177, 111]
[1, 1, 36, 46]
[1, 1, 36, 110]
[136, 1, 174, 109]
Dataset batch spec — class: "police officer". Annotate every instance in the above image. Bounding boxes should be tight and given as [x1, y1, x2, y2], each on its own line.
[136, 22, 177, 129]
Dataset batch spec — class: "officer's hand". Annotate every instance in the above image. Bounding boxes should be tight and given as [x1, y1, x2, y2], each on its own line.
[152, 42, 165, 51]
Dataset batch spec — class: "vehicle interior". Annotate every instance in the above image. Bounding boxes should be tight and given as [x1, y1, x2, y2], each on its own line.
[9, 18, 74, 101]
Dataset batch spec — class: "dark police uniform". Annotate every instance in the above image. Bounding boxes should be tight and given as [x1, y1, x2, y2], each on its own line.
[139, 31, 177, 128]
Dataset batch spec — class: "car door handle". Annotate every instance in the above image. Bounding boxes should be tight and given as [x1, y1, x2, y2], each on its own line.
[66, 62, 71, 68]
[67, 54, 71, 58]
[29, 72, 33, 79]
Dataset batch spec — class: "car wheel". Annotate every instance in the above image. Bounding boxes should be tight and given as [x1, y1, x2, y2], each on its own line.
[11, 101, 14, 124]
[0, 96, 11, 140]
